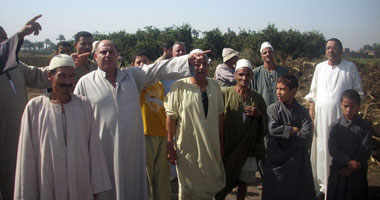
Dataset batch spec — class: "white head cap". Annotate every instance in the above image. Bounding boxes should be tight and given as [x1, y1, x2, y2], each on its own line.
[92, 40, 100, 54]
[190, 49, 203, 54]
[48, 54, 75, 71]
[235, 59, 252, 72]
[260, 42, 274, 53]
[222, 48, 239, 63]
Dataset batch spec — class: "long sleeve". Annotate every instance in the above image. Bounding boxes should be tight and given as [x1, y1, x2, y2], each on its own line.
[164, 81, 181, 119]
[133, 55, 194, 91]
[14, 103, 39, 199]
[0, 34, 21, 74]
[304, 65, 319, 102]
[354, 123, 372, 165]
[292, 111, 313, 146]
[88, 102, 112, 194]
[20, 62, 50, 89]
[329, 124, 350, 169]
[350, 63, 364, 99]
[267, 105, 292, 138]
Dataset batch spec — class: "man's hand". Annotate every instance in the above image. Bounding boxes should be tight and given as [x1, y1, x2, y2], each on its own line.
[244, 106, 262, 118]
[166, 141, 177, 165]
[339, 167, 352, 176]
[309, 102, 315, 120]
[188, 50, 211, 66]
[347, 160, 361, 171]
[291, 127, 300, 134]
[71, 52, 91, 68]
[17, 15, 42, 39]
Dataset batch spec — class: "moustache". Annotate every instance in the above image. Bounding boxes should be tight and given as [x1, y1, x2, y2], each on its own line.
[59, 84, 73, 88]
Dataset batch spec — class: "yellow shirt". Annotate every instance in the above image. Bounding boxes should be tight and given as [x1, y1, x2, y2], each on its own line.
[140, 81, 166, 136]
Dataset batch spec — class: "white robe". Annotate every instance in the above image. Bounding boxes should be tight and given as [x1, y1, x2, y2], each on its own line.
[14, 94, 111, 200]
[304, 59, 363, 194]
[0, 34, 51, 200]
[74, 56, 193, 200]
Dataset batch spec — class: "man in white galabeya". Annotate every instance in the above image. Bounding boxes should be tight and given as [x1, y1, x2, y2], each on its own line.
[305, 38, 363, 199]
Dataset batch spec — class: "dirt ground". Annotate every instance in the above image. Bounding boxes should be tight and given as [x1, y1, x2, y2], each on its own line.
[169, 167, 380, 200]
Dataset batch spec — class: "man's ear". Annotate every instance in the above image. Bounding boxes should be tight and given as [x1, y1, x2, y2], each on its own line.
[47, 71, 53, 81]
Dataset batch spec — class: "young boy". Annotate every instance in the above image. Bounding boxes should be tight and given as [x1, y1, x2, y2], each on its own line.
[327, 89, 372, 200]
[132, 50, 171, 200]
[262, 75, 316, 200]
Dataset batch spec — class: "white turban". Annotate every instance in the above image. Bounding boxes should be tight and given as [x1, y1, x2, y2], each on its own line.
[48, 54, 75, 71]
[235, 59, 252, 72]
[260, 42, 274, 53]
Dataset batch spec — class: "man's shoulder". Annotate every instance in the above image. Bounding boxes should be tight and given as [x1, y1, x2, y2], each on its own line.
[215, 63, 229, 71]
[275, 65, 288, 73]
[267, 101, 281, 112]
[252, 65, 264, 73]
[207, 77, 221, 86]
[88, 60, 98, 71]
[27, 95, 46, 104]
[340, 59, 357, 69]
[78, 69, 99, 82]
[25, 95, 49, 110]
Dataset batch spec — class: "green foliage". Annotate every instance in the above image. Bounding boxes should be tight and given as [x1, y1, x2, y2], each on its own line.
[22, 24, 327, 63]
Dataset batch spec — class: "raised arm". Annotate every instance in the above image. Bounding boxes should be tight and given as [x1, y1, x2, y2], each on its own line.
[134, 50, 211, 90]
[17, 15, 42, 39]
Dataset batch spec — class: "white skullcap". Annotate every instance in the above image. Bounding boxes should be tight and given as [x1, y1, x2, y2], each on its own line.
[222, 48, 239, 62]
[190, 49, 203, 54]
[260, 42, 274, 53]
[92, 40, 100, 53]
[48, 54, 75, 71]
[235, 59, 252, 72]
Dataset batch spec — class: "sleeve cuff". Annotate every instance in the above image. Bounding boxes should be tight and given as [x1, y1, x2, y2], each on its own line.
[283, 125, 292, 139]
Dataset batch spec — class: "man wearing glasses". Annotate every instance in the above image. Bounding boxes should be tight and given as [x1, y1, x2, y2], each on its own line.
[305, 38, 363, 199]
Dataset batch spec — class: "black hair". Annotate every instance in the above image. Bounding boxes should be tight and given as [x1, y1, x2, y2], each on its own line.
[277, 74, 299, 90]
[74, 31, 93, 42]
[341, 89, 361, 105]
[163, 40, 174, 49]
[132, 50, 150, 63]
[56, 41, 72, 51]
[326, 38, 343, 50]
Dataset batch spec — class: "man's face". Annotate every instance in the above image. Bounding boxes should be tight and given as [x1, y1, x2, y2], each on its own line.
[229, 56, 238, 65]
[56, 46, 72, 55]
[276, 82, 296, 104]
[74, 36, 93, 54]
[234, 67, 252, 87]
[0, 27, 8, 43]
[341, 97, 360, 120]
[194, 56, 209, 79]
[325, 40, 342, 62]
[261, 47, 274, 63]
[164, 47, 173, 58]
[172, 44, 187, 57]
[133, 55, 150, 67]
[94, 40, 119, 73]
[48, 66, 75, 95]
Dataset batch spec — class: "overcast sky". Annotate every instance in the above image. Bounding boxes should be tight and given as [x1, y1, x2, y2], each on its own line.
[1, 0, 379, 50]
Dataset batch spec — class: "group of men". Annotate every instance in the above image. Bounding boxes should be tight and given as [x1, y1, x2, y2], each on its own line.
[0, 14, 371, 200]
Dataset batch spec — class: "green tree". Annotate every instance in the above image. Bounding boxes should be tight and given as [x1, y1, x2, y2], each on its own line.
[56, 34, 66, 42]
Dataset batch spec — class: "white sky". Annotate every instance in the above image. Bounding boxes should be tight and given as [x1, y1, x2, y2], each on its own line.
[1, 0, 379, 50]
